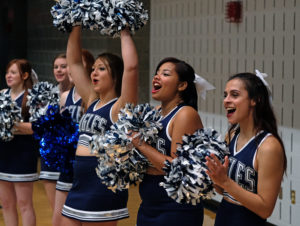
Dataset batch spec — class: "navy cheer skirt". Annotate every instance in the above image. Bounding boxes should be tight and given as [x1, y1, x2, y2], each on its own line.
[137, 174, 203, 226]
[214, 199, 266, 226]
[0, 135, 39, 182]
[62, 155, 129, 222]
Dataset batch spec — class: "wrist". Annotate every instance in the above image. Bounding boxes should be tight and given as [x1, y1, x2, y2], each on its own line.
[221, 177, 232, 190]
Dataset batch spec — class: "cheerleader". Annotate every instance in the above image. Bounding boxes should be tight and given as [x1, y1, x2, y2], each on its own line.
[53, 53, 73, 94]
[61, 25, 138, 225]
[52, 49, 94, 226]
[39, 53, 72, 210]
[0, 59, 39, 226]
[205, 72, 287, 226]
[131, 57, 204, 226]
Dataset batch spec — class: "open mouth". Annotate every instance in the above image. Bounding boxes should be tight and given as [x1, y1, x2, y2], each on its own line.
[227, 108, 235, 114]
[152, 83, 161, 93]
[92, 79, 99, 85]
[226, 108, 236, 117]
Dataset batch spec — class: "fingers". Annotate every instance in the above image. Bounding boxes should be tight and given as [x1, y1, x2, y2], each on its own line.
[224, 156, 230, 168]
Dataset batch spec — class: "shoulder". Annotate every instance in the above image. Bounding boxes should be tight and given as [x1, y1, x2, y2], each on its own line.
[176, 105, 200, 120]
[61, 90, 70, 99]
[259, 134, 283, 155]
[60, 90, 70, 107]
[257, 134, 285, 167]
[172, 106, 202, 131]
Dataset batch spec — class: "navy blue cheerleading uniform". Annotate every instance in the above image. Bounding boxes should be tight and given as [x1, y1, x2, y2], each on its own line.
[56, 87, 82, 192]
[0, 89, 39, 182]
[62, 98, 129, 222]
[137, 104, 204, 226]
[214, 130, 270, 226]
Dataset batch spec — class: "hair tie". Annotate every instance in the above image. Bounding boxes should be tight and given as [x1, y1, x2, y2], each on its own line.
[31, 69, 39, 84]
[194, 74, 215, 100]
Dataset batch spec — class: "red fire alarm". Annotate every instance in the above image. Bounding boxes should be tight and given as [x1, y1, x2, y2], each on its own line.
[226, 1, 242, 23]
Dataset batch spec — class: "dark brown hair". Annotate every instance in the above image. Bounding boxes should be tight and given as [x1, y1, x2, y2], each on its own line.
[97, 53, 124, 97]
[227, 73, 287, 172]
[155, 57, 198, 110]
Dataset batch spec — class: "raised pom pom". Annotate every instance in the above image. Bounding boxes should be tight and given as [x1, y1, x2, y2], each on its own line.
[0, 92, 22, 141]
[90, 103, 162, 192]
[50, 0, 148, 36]
[32, 105, 79, 173]
[160, 128, 229, 205]
[27, 81, 60, 122]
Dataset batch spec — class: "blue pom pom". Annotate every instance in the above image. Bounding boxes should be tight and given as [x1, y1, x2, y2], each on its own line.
[0, 92, 22, 141]
[160, 128, 230, 205]
[32, 105, 79, 173]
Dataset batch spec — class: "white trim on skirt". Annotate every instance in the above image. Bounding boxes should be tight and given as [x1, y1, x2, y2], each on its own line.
[39, 171, 60, 180]
[0, 172, 39, 182]
[62, 205, 129, 222]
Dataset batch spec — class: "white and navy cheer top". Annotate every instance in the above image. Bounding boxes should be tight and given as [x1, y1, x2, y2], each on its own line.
[223, 130, 271, 204]
[64, 87, 82, 123]
[77, 98, 117, 148]
[154, 104, 185, 156]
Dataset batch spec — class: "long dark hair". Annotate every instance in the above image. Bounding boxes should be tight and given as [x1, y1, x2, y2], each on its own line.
[81, 49, 95, 112]
[155, 57, 198, 110]
[82, 49, 94, 76]
[97, 53, 124, 97]
[6, 59, 33, 120]
[227, 72, 287, 171]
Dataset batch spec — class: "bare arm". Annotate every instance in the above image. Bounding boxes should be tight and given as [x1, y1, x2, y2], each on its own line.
[67, 26, 97, 107]
[206, 136, 284, 219]
[112, 29, 138, 121]
[13, 122, 33, 135]
[133, 106, 203, 174]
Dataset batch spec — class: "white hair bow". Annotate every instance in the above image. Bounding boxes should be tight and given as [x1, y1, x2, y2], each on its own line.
[194, 74, 215, 100]
[255, 69, 272, 103]
[255, 69, 269, 87]
[31, 69, 39, 85]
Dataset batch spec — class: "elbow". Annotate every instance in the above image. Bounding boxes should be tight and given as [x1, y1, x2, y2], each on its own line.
[125, 64, 138, 74]
[258, 207, 275, 219]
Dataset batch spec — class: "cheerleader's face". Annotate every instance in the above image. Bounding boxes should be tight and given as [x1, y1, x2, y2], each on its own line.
[91, 58, 115, 94]
[53, 57, 68, 83]
[5, 63, 24, 89]
[152, 62, 185, 102]
[223, 78, 256, 124]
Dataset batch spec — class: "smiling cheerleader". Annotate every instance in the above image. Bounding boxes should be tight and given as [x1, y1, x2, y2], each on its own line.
[205, 71, 287, 226]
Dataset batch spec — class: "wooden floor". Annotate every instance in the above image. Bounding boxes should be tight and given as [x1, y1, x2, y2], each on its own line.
[0, 180, 216, 225]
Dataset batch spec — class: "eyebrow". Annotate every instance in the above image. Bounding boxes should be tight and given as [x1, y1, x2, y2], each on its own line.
[159, 69, 171, 73]
[94, 63, 105, 67]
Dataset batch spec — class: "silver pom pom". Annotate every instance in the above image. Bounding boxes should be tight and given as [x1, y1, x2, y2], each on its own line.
[51, 0, 149, 36]
[90, 103, 162, 192]
[27, 81, 60, 122]
[0, 92, 22, 141]
[160, 128, 230, 205]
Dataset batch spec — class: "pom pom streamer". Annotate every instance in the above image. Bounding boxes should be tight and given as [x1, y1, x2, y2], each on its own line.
[27, 81, 60, 122]
[0, 92, 22, 141]
[32, 105, 79, 173]
[160, 128, 230, 205]
[51, 0, 149, 37]
[90, 103, 162, 192]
